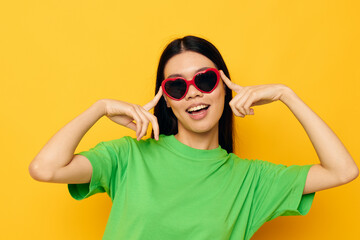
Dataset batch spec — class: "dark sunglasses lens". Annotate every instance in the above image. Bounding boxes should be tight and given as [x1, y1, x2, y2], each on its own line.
[195, 70, 218, 92]
[164, 79, 187, 99]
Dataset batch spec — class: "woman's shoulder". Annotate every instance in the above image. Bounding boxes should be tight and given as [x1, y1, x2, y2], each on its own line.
[106, 135, 167, 150]
[94, 135, 170, 152]
[227, 152, 256, 163]
[227, 153, 277, 170]
[227, 153, 256, 167]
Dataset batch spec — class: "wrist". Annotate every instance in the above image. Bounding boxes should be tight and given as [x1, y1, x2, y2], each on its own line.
[279, 85, 296, 104]
[93, 99, 107, 117]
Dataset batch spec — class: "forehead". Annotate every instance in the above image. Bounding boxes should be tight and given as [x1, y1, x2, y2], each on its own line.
[164, 51, 216, 79]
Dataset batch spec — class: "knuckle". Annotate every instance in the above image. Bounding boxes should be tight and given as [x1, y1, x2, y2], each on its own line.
[235, 103, 243, 110]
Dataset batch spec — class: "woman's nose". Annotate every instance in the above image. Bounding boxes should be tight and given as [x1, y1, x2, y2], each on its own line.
[185, 84, 203, 100]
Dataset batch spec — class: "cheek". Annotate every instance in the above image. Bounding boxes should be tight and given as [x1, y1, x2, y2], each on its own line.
[167, 99, 183, 115]
[212, 90, 226, 116]
[213, 85, 226, 105]
[165, 95, 180, 109]
[164, 95, 170, 107]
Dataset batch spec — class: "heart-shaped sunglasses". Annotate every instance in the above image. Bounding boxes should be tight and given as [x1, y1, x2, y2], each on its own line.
[161, 68, 220, 100]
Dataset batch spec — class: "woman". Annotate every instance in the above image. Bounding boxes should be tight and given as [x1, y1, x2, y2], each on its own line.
[29, 35, 358, 239]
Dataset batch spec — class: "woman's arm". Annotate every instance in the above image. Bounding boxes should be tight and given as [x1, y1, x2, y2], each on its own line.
[220, 70, 358, 194]
[280, 87, 358, 194]
[29, 100, 106, 183]
[29, 89, 163, 184]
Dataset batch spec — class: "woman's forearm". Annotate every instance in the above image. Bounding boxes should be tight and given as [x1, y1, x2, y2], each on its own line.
[29, 100, 106, 178]
[280, 86, 358, 181]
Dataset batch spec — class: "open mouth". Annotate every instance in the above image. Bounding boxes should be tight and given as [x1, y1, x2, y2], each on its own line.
[186, 104, 210, 114]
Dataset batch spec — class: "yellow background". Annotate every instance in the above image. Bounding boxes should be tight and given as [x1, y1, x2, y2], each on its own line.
[1, 0, 359, 239]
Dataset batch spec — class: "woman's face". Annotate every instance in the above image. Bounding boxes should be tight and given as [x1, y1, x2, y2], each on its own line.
[163, 51, 226, 135]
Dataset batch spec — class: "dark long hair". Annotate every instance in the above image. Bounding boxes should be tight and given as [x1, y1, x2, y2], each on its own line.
[151, 35, 234, 153]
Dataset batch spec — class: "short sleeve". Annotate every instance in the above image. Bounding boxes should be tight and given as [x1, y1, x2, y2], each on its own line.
[67, 137, 130, 201]
[250, 160, 316, 231]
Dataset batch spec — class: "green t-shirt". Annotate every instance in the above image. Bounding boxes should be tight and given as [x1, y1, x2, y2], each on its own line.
[68, 134, 315, 240]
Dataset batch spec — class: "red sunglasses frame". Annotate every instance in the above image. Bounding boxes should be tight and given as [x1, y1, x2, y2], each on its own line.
[161, 68, 220, 101]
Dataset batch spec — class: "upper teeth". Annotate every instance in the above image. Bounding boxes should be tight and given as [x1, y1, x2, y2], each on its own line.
[187, 105, 208, 112]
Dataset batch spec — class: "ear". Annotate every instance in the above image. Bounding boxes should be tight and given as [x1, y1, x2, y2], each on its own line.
[163, 93, 171, 107]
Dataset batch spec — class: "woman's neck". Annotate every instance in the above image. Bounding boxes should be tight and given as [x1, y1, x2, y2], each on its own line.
[174, 127, 219, 150]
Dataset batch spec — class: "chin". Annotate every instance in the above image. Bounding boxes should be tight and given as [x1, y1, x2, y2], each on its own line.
[184, 121, 219, 135]
[176, 108, 223, 135]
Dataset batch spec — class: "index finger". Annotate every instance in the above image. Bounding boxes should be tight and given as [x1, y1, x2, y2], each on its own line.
[219, 70, 242, 92]
[143, 87, 163, 111]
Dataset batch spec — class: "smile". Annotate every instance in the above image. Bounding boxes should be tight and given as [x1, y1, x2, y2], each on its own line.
[186, 104, 210, 113]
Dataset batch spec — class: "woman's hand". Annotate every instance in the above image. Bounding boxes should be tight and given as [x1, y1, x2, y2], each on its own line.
[101, 88, 163, 140]
[220, 70, 359, 193]
[220, 70, 289, 117]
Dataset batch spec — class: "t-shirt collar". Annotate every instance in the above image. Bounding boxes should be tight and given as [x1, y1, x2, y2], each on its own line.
[159, 134, 228, 160]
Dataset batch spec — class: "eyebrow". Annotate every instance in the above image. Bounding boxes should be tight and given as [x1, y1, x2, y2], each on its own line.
[165, 67, 211, 79]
